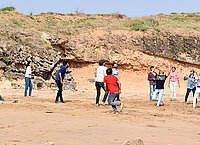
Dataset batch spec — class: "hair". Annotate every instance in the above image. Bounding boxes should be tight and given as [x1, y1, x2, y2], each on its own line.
[63, 61, 68, 66]
[106, 68, 113, 75]
[172, 66, 176, 70]
[189, 69, 195, 77]
[99, 60, 106, 66]
[26, 61, 31, 68]
[150, 66, 154, 70]
[159, 70, 164, 75]
[112, 63, 118, 68]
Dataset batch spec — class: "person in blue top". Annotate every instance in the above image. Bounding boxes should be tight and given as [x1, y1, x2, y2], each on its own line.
[184, 70, 197, 104]
[112, 63, 120, 101]
[55, 61, 71, 103]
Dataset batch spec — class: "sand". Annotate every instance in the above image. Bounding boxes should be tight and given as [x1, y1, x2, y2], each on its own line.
[0, 87, 200, 145]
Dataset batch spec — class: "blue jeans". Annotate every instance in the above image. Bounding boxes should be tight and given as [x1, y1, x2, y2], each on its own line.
[150, 85, 156, 100]
[24, 77, 32, 96]
[108, 92, 121, 112]
[153, 89, 164, 106]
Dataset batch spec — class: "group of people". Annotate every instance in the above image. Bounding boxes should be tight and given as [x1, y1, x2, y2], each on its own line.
[23, 61, 199, 113]
[148, 64, 200, 108]
[95, 60, 123, 113]
[24, 60, 123, 113]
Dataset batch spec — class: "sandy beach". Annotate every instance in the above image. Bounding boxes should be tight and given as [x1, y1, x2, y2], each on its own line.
[1, 86, 200, 145]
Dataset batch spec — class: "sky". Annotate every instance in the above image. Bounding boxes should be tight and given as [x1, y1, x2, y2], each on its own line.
[1, 0, 200, 17]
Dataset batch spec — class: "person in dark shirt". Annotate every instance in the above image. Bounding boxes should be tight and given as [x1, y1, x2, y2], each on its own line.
[153, 65, 170, 106]
[55, 61, 71, 103]
[148, 65, 157, 100]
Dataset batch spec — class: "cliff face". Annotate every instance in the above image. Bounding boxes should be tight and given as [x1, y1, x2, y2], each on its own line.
[0, 11, 200, 91]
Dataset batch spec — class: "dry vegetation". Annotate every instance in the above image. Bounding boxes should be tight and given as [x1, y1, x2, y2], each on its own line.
[1, 7, 200, 37]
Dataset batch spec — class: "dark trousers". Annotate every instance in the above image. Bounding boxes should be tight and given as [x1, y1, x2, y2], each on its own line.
[56, 80, 64, 102]
[185, 87, 197, 103]
[95, 82, 108, 104]
[116, 83, 120, 100]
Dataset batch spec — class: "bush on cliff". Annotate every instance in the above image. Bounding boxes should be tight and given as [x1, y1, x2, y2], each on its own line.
[0, 6, 16, 12]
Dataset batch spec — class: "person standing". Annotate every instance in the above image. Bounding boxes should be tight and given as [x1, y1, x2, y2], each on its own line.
[193, 72, 200, 108]
[24, 61, 34, 97]
[55, 61, 71, 103]
[148, 66, 157, 101]
[95, 60, 108, 106]
[168, 67, 180, 101]
[184, 70, 196, 104]
[112, 63, 120, 101]
[104, 68, 123, 113]
[153, 64, 170, 106]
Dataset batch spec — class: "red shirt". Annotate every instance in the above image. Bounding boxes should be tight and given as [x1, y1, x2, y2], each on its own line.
[104, 75, 119, 93]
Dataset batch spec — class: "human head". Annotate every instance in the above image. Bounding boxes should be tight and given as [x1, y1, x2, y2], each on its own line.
[26, 61, 32, 68]
[150, 66, 154, 71]
[159, 70, 164, 75]
[112, 63, 118, 69]
[190, 69, 195, 75]
[99, 60, 106, 66]
[172, 66, 176, 72]
[63, 61, 69, 68]
[106, 68, 113, 75]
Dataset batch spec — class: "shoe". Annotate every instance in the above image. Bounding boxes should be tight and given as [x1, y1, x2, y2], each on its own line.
[173, 98, 177, 101]
[116, 99, 121, 101]
[55, 101, 59, 103]
[102, 102, 105, 106]
[120, 103, 124, 112]
[160, 102, 164, 106]
[113, 111, 119, 114]
[96, 103, 99, 106]
[184, 102, 187, 104]
[61, 101, 66, 103]
[170, 98, 173, 101]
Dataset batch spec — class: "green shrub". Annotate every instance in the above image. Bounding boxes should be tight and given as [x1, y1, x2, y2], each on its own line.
[123, 19, 155, 31]
[187, 14, 200, 18]
[0, 6, 16, 11]
[9, 18, 21, 27]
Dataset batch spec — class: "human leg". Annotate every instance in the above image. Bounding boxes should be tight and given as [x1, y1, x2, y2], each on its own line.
[153, 89, 159, 101]
[95, 82, 101, 104]
[102, 83, 108, 103]
[29, 79, 32, 96]
[150, 85, 153, 100]
[185, 88, 191, 103]
[108, 92, 120, 112]
[157, 89, 164, 106]
[173, 82, 177, 99]
[56, 80, 63, 102]
[193, 88, 200, 108]
[24, 78, 29, 97]
[170, 81, 173, 99]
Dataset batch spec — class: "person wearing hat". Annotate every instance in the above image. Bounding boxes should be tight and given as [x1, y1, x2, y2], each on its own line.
[95, 60, 108, 106]
[184, 70, 197, 104]
[168, 66, 180, 101]
[112, 63, 120, 101]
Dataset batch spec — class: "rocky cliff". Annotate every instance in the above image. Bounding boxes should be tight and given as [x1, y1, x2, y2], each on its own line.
[0, 10, 200, 91]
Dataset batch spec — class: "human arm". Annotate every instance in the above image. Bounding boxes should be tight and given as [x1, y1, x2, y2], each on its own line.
[59, 73, 63, 84]
[104, 82, 108, 94]
[177, 78, 180, 88]
[117, 81, 121, 94]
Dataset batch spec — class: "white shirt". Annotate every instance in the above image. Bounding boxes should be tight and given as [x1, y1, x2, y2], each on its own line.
[25, 66, 32, 78]
[96, 66, 107, 82]
[112, 69, 119, 78]
[195, 76, 200, 87]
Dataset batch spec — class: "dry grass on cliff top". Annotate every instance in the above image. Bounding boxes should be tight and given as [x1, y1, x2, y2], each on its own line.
[1, 8, 200, 36]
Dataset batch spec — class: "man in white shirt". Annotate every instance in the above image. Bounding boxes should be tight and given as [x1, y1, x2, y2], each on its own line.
[95, 60, 108, 106]
[24, 62, 34, 97]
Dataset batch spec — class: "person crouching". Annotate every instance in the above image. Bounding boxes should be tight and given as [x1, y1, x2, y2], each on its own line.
[104, 68, 124, 114]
